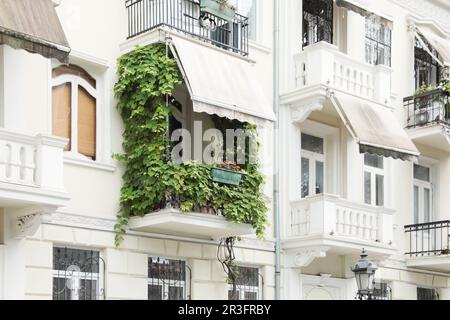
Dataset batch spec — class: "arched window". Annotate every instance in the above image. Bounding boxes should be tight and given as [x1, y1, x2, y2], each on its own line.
[52, 64, 97, 160]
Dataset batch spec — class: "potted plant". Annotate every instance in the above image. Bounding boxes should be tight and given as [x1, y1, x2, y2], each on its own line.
[211, 161, 245, 186]
[200, 0, 236, 21]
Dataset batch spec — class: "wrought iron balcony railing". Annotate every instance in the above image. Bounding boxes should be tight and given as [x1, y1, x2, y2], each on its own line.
[404, 89, 450, 128]
[125, 0, 249, 56]
[404, 220, 450, 257]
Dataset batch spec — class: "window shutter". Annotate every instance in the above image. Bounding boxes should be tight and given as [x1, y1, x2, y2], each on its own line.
[52, 83, 71, 151]
[77, 87, 96, 159]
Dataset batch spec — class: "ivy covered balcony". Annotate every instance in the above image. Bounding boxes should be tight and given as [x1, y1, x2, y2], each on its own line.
[114, 44, 270, 243]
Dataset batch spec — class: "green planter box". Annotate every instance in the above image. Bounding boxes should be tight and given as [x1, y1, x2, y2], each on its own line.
[200, 0, 236, 21]
[211, 168, 243, 186]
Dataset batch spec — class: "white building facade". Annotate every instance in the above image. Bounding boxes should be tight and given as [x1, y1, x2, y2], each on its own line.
[0, 0, 449, 300]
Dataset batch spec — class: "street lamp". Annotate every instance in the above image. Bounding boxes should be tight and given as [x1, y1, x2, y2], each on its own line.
[351, 249, 378, 300]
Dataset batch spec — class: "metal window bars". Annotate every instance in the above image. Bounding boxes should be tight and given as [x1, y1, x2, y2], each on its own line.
[404, 220, 450, 257]
[372, 282, 392, 300]
[125, 0, 249, 56]
[417, 287, 440, 300]
[148, 257, 191, 300]
[228, 266, 262, 300]
[52, 247, 105, 300]
[302, 0, 334, 48]
[404, 89, 450, 128]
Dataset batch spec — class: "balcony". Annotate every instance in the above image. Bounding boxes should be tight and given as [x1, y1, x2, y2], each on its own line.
[125, 0, 249, 56]
[404, 89, 450, 152]
[404, 220, 450, 272]
[294, 41, 392, 104]
[284, 194, 396, 256]
[0, 129, 69, 208]
[129, 208, 254, 239]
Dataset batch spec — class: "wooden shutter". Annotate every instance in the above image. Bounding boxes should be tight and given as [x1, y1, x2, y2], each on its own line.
[52, 83, 71, 151]
[77, 86, 96, 159]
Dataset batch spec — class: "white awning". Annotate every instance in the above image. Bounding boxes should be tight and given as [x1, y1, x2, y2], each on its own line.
[415, 25, 450, 67]
[331, 92, 420, 161]
[168, 35, 275, 127]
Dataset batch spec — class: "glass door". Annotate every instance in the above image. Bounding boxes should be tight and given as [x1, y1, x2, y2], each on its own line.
[301, 133, 325, 198]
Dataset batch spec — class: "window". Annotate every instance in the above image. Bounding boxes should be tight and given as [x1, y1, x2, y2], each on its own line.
[417, 288, 439, 300]
[302, 0, 334, 48]
[415, 35, 440, 89]
[301, 133, 325, 198]
[365, 15, 392, 66]
[413, 164, 432, 224]
[230, 0, 256, 41]
[364, 153, 384, 206]
[52, 64, 97, 160]
[148, 257, 188, 300]
[372, 282, 392, 300]
[53, 247, 103, 300]
[228, 266, 260, 300]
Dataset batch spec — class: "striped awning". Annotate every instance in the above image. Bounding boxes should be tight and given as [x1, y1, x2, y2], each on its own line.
[0, 0, 70, 63]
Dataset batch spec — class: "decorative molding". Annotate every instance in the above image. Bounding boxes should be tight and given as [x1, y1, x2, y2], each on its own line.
[286, 247, 329, 268]
[392, 0, 450, 34]
[13, 206, 56, 239]
[41, 211, 117, 231]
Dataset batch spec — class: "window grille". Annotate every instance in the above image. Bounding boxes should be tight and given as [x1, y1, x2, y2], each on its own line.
[53, 247, 104, 300]
[228, 266, 261, 300]
[302, 0, 334, 48]
[417, 287, 439, 300]
[148, 257, 189, 300]
[415, 35, 440, 89]
[372, 282, 392, 300]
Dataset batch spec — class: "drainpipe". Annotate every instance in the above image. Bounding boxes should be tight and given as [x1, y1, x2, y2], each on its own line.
[273, 0, 281, 300]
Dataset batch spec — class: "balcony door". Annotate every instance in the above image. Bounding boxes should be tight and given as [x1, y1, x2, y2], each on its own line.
[302, 0, 334, 48]
[413, 164, 432, 225]
[301, 133, 325, 198]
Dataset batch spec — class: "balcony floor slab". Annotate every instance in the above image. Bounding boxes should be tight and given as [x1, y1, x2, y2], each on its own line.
[129, 208, 255, 240]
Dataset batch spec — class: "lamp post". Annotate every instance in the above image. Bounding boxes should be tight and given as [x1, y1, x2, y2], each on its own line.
[351, 249, 378, 300]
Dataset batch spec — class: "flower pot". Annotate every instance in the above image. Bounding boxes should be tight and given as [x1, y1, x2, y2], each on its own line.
[200, 0, 235, 21]
[211, 168, 243, 186]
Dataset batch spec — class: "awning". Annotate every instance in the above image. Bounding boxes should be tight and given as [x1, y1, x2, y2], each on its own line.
[331, 92, 420, 161]
[415, 25, 450, 67]
[335, 0, 393, 26]
[0, 0, 70, 63]
[168, 35, 275, 127]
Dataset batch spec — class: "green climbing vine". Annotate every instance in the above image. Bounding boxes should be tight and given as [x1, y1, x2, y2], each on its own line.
[113, 44, 268, 247]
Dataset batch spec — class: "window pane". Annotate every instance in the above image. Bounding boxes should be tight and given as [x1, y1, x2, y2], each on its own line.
[364, 153, 384, 169]
[315, 161, 324, 194]
[148, 285, 163, 300]
[78, 86, 96, 159]
[228, 290, 240, 300]
[231, 0, 256, 41]
[301, 158, 310, 198]
[424, 188, 431, 223]
[376, 174, 384, 206]
[244, 291, 258, 300]
[52, 83, 72, 151]
[414, 186, 419, 224]
[414, 164, 430, 182]
[168, 286, 184, 301]
[301, 133, 324, 154]
[364, 172, 371, 205]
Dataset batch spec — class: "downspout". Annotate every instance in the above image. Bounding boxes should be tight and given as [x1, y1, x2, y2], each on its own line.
[273, 0, 281, 300]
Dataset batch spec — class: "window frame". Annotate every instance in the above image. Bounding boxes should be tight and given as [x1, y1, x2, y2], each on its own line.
[413, 163, 433, 225]
[52, 72, 98, 161]
[49, 55, 114, 172]
[364, 15, 392, 67]
[363, 154, 385, 207]
[147, 256, 190, 301]
[301, 133, 326, 198]
[52, 246, 104, 301]
[228, 265, 261, 301]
